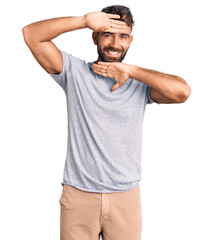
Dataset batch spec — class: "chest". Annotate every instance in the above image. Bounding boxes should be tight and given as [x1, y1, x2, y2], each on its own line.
[66, 66, 146, 124]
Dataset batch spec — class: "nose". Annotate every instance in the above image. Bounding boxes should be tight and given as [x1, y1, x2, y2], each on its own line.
[110, 36, 120, 50]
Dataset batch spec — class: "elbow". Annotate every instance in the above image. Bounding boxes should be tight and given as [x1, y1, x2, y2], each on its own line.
[22, 26, 33, 44]
[22, 26, 28, 36]
[175, 84, 191, 103]
[22, 27, 29, 43]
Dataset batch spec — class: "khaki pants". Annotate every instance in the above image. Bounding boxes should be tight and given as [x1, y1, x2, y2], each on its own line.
[59, 184, 142, 240]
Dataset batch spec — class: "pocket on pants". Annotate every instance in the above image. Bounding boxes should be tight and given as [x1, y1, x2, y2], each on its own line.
[59, 186, 65, 205]
[134, 187, 142, 208]
[59, 185, 72, 209]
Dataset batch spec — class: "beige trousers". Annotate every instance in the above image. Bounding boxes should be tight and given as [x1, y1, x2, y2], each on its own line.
[59, 184, 142, 240]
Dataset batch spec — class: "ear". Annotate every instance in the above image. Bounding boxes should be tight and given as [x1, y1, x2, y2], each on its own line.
[130, 35, 133, 44]
[92, 31, 98, 45]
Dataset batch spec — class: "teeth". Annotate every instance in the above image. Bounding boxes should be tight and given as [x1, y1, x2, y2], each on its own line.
[108, 51, 119, 55]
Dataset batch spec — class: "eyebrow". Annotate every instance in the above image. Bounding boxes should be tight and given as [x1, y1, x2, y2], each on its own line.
[121, 33, 130, 37]
[103, 32, 130, 37]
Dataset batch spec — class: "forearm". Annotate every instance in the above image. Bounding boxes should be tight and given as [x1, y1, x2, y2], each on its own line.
[22, 16, 86, 43]
[130, 65, 190, 100]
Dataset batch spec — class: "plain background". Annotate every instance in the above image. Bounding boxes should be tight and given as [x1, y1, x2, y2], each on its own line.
[0, 0, 212, 239]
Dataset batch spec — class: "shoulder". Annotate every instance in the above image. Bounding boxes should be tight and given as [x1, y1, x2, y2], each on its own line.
[60, 50, 85, 65]
[58, 49, 92, 75]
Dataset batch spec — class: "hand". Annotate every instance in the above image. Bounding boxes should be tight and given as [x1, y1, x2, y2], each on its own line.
[84, 11, 128, 33]
[92, 62, 132, 92]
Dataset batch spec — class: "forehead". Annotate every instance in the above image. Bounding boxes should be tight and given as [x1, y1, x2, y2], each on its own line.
[100, 26, 132, 36]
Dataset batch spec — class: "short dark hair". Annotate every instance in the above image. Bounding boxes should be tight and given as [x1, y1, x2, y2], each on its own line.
[101, 5, 135, 29]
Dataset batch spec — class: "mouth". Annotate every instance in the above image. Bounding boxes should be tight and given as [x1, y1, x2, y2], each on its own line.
[105, 50, 121, 57]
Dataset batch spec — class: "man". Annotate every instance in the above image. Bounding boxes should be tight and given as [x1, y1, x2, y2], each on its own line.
[22, 5, 191, 240]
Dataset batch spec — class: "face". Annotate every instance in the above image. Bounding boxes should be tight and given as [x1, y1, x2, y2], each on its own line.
[92, 26, 133, 63]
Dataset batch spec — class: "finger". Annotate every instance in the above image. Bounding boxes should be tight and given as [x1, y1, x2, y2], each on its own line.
[106, 13, 120, 19]
[92, 64, 108, 70]
[92, 65, 107, 72]
[93, 69, 108, 77]
[97, 62, 110, 66]
[111, 83, 120, 92]
[110, 23, 128, 29]
[93, 67, 107, 73]
[110, 19, 127, 26]
[103, 27, 128, 34]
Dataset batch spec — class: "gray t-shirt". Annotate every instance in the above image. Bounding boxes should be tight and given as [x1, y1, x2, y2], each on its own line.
[49, 49, 159, 193]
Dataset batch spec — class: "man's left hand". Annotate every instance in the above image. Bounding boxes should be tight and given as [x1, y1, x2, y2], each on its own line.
[92, 62, 132, 92]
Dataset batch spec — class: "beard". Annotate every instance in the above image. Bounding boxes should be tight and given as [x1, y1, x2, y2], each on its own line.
[97, 41, 128, 63]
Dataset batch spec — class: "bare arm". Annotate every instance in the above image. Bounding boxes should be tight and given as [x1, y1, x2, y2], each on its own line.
[130, 65, 191, 103]
[92, 62, 191, 103]
[22, 12, 128, 74]
[22, 16, 87, 74]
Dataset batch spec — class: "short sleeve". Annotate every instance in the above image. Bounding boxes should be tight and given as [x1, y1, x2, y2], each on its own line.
[49, 49, 71, 93]
[146, 85, 160, 104]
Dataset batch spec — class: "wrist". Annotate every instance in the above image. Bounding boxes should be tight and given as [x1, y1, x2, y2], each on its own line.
[81, 15, 87, 28]
[129, 64, 136, 79]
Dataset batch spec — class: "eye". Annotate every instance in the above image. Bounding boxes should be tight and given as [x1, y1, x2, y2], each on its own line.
[104, 34, 111, 37]
[121, 35, 128, 39]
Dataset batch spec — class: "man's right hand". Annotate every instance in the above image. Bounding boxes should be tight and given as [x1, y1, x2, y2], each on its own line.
[22, 12, 128, 76]
[84, 11, 128, 33]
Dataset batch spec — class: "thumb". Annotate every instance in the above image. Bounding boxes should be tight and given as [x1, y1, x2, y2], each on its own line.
[111, 83, 120, 92]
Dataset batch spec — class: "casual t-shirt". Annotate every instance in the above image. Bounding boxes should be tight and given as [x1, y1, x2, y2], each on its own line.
[49, 49, 159, 193]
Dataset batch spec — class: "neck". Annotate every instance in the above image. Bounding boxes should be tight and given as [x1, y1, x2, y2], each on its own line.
[96, 56, 102, 63]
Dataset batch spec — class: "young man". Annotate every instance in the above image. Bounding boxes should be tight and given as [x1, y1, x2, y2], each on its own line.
[22, 5, 191, 240]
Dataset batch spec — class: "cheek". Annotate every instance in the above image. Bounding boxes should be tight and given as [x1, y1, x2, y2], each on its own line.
[98, 37, 110, 46]
[120, 40, 130, 48]
[122, 44, 130, 52]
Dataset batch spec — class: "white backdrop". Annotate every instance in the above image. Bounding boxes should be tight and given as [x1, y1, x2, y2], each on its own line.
[0, 0, 212, 239]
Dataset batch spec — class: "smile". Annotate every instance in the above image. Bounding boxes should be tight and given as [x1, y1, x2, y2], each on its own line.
[106, 50, 121, 56]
